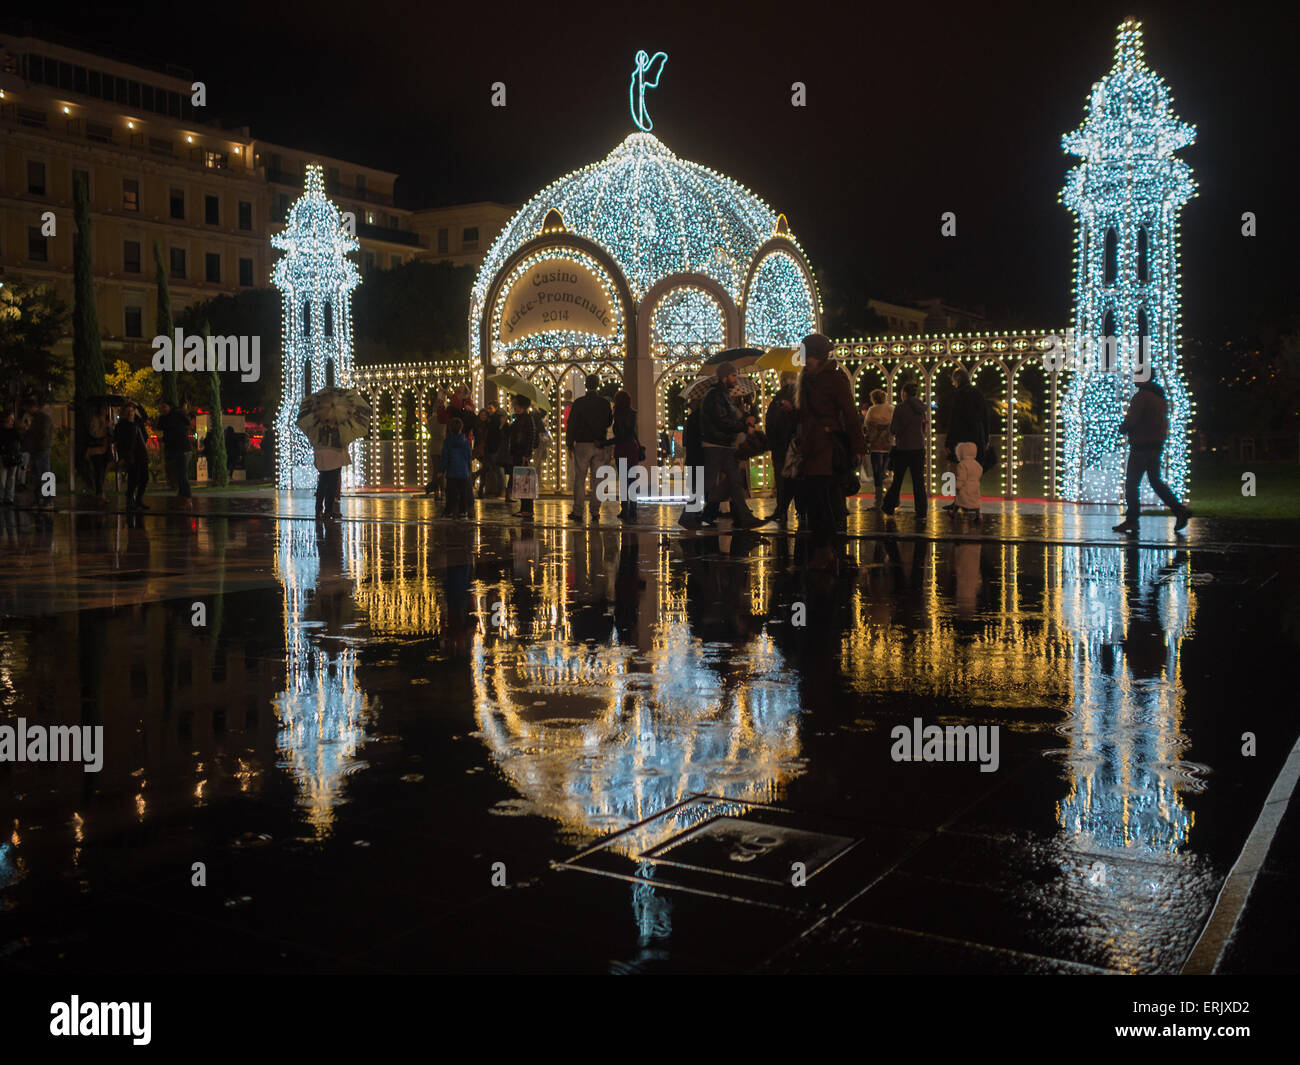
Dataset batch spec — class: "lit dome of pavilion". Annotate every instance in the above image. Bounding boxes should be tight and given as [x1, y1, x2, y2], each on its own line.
[473, 132, 787, 309]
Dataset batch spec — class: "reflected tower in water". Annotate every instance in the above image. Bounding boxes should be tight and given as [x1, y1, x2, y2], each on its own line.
[273, 521, 373, 838]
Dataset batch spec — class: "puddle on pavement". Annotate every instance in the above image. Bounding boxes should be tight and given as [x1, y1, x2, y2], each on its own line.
[0, 513, 1295, 972]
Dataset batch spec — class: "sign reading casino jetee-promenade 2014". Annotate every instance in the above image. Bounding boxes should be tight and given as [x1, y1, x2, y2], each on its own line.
[497, 260, 615, 344]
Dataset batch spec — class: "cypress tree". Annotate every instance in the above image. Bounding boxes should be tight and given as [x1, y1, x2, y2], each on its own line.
[202, 322, 228, 487]
[154, 241, 179, 407]
[72, 173, 107, 486]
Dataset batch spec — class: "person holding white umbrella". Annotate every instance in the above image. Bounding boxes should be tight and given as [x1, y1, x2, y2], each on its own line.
[296, 387, 369, 521]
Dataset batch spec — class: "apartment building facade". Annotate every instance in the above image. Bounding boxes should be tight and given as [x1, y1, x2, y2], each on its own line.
[409, 202, 514, 269]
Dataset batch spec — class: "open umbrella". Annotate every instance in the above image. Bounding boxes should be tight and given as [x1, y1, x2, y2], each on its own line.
[754, 347, 802, 375]
[296, 387, 370, 448]
[680, 374, 758, 406]
[486, 372, 551, 412]
[702, 347, 764, 370]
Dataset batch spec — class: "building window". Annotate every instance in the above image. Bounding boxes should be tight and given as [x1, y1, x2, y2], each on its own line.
[356, 174, 366, 194]
[462, 226, 479, 249]
[364, 252, 375, 273]
[124, 305, 143, 338]
[86, 120, 113, 143]
[327, 166, 340, 189]
[391, 255, 402, 270]
[124, 240, 141, 274]
[27, 161, 46, 195]
[205, 252, 221, 283]
[437, 228, 448, 254]
[365, 211, 376, 225]
[170, 247, 186, 279]
[237, 201, 252, 231]
[123, 178, 139, 212]
[238, 257, 253, 287]
[28, 228, 48, 262]
[205, 195, 219, 225]
[170, 188, 185, 220]
[73, 169, 90, 198]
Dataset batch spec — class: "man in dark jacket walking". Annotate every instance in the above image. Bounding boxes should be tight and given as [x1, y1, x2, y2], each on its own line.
[763, 371, 798, 524]
[157, 399, 193, 506]
[796, 335, 865, 565]
[1113, 377, 1190, 534]
[881, 381, 929, 519]
[680, 362, 761, 529]
[945, 370, 990, 463]
[565, 375, 612, 524]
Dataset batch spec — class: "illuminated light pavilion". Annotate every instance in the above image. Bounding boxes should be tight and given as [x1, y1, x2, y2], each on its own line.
[470, 54, 820, 493]
[352, 23, 1196, 507]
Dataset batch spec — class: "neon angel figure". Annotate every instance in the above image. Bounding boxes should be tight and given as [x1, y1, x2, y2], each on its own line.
[629, 50, 668, 132]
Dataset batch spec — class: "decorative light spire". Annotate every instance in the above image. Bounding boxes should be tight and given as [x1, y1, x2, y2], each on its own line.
[1058, 19, 1197, 504]
[271, 163, 362, 489]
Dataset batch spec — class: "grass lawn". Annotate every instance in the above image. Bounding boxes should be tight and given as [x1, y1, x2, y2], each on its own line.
[1185, 455, 1300, 519]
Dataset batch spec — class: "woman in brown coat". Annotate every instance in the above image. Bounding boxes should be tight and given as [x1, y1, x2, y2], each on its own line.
[796, 333, 865, 569]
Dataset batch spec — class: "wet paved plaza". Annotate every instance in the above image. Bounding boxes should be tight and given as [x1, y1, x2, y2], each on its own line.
[0, 493, 1296, 974]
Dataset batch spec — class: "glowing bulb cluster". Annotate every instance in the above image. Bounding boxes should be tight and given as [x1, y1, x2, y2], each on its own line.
[469, 131, 817, 369]
[271, 165, 362, 489]
[1058, 18, 1197, 503]
[743, 250, 818, 347]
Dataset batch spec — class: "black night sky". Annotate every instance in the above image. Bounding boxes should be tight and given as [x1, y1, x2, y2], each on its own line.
[18, 0, 1299, 339]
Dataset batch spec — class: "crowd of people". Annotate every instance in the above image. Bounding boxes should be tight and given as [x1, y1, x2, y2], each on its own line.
[328, 331, 1192, 552]
[0, 395, 252, 512]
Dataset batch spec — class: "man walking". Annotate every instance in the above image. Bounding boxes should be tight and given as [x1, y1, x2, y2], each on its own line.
[763, 371, 798, 525]
[794, 335, 864, 566]
[1112, 375, 1190, 535]
[157, 399, 194, 508]
[881, 381, 929, 521]
[681, 361, 762, 530]
[21, 396, 54, 509]
[565, 375, 612, 524]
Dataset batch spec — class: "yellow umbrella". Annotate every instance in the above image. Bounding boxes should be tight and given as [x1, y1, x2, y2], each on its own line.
[755, 347, 802, 375]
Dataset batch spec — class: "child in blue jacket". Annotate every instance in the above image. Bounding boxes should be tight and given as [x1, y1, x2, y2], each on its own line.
[441, 418, 472, 518]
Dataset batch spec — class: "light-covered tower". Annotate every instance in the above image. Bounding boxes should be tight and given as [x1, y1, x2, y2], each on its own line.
[271, 164, 361, 489]
[1059, 18, 1196, 503]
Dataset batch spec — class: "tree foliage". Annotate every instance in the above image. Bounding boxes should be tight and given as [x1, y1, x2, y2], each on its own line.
[352, 260, 474, 361]
[0, 281, 70, 412]
[155, 241, 179, 407]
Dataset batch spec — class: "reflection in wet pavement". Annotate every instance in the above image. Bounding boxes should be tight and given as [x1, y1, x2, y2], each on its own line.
[0, 500, 1295, 973]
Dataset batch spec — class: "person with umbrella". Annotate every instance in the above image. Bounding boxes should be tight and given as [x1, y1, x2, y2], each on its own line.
[296, 388, 369, 520]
